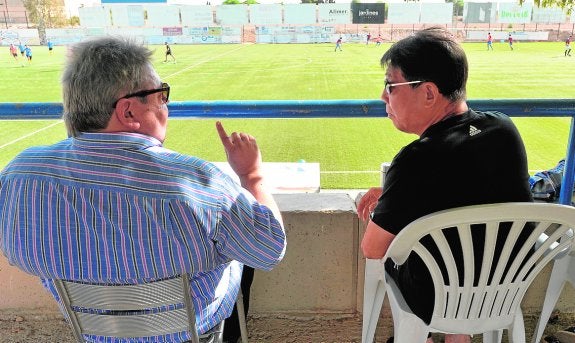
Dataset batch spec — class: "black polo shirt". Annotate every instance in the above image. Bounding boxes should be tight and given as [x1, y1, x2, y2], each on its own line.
[371, 110, 533, 324]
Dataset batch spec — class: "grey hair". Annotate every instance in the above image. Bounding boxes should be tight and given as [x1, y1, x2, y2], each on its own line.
[61, 36, 156, 137]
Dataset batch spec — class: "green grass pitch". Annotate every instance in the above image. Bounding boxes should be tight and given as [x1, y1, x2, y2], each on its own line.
[0, 41, 572, 189]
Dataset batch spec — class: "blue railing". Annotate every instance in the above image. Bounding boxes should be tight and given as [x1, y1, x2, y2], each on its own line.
[1, 99, 574, 205]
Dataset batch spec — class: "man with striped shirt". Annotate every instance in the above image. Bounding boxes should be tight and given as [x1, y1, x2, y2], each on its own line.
[0, 36, 286, 343]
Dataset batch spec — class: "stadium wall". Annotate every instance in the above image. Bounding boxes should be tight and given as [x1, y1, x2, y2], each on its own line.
[1, 1, 574, 45]
[0, 23, 574, 46]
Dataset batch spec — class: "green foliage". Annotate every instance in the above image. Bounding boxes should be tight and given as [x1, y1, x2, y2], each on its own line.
[527, 0, 574, 14]
[22, 0, 67, 29]
[68, 16, 80, 26]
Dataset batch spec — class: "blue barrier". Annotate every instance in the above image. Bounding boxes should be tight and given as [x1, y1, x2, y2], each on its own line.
[1, 99, 574, 205]
[0, 99, 574, 119]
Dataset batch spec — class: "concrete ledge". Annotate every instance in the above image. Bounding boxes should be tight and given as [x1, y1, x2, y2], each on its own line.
[1, 192, 574, 320]
[251, 193, 359, 313]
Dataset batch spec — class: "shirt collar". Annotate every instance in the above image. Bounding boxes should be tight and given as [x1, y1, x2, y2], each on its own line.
[72, 132, 163, 151]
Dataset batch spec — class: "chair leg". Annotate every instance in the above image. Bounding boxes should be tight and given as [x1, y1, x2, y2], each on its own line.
[531, 257, 571, 343]
[362, 259, 387, 343]
[567, 253, 575, 287]
[393, 321, 429, 343]
[237, 288, 249, 343]
[483, 330, 503, 343]
[385, 279, 429, 343]
[509, 310, 526, 343]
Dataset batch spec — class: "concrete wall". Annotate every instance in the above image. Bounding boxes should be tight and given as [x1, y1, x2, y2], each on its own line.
[1, 193, 574, 317]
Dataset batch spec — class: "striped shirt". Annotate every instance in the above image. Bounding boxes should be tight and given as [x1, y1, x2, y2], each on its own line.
[0, 132, 286, 342]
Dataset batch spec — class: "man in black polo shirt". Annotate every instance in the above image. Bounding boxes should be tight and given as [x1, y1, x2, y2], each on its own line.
[357, 27, 532, 343]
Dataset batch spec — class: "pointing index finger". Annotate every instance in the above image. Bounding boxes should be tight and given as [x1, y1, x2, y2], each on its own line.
[216, 121, 231, 147]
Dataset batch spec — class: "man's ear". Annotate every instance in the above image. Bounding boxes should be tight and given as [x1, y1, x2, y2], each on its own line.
[115, 99, 140, 130]
[423, 82, 439, 107]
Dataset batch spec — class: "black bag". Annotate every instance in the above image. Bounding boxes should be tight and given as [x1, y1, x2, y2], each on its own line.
[529, 159, 572, 202]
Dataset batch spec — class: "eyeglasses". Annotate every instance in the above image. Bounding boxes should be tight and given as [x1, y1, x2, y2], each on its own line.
[113, 82, 170, 108]
[384, 80, 424, 94]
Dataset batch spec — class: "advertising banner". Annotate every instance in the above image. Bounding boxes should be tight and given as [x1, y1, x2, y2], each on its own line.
[180, 5, 213, 26]
[463, 2, 496, 24]
[216, 5, 249, 25]
[318, 4, 351, 24]
[249, 4, 282, 25]
[351, 3, 384, 24]
[147, 5, 180, 27]
[387, 3, 420, 24]
[531, 7, 566, 24]
[102, 0, 165, 3]
[110, 5, 145, 27]
[420, 3, 453, 24]
[284, 4, 316, 24]
[79, 7, 112, 27]
[162, 27, 182, 36]
[498, 3, 532, 24]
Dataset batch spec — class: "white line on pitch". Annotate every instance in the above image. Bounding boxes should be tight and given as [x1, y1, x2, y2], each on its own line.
[162, 45, 247, 80]
[0, 120, 63, 150]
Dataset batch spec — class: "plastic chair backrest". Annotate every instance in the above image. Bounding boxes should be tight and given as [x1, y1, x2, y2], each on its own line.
[53, 274, 201, 343]
[385, 202, 575, 334]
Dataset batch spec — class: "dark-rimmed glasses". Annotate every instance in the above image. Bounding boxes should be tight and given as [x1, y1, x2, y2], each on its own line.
[113, 82, 170, 108]
[384, 80, 423, 95]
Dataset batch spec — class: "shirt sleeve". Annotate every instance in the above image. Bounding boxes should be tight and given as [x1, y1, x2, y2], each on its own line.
[214, 177, 286, 271]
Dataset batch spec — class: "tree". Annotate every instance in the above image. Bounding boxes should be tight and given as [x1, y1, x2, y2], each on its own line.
[528, 0, 574, 14]
[69, 16, 80, 27]
[446, 0, 464, 17]
[22, 0, 67, 36]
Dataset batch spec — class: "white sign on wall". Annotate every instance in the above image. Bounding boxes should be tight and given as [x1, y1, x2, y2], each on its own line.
[180, 5, 213, 26]
[284, 4, 316, 24]
[216, 5, 249, 25]
[420, 3, 453, 24]
[249, 4, 282, 25]
[463, 2, 497, 24]
[497, 3, 532, 24]
[109, 5, 145, 27]
[318, 4, 351, 24]
[79, 6, 112, 28]
[146, 5, 180, 27]
[531, 7, 566, 24]
[387, 3, 420, 24]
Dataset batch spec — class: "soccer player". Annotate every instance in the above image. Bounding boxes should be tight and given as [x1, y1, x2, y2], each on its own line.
[366, 32, 371, 45]
[18, 41, 25, 57]
[565, 35, 572, 57]
[24, 45, 32, 64]
[508, 33, 514, 50]
[487, 32, 493, 50]
[164, 41, 176, 63]
[47, 40, 54, 54]
[9, 43, 18, 61]
[335, 36, 343, 52]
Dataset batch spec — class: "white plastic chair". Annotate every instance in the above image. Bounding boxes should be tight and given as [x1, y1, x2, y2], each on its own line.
[54, 274, 249, 343]
[531, 249, 575, 343]
[362, 202, 575, 343]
